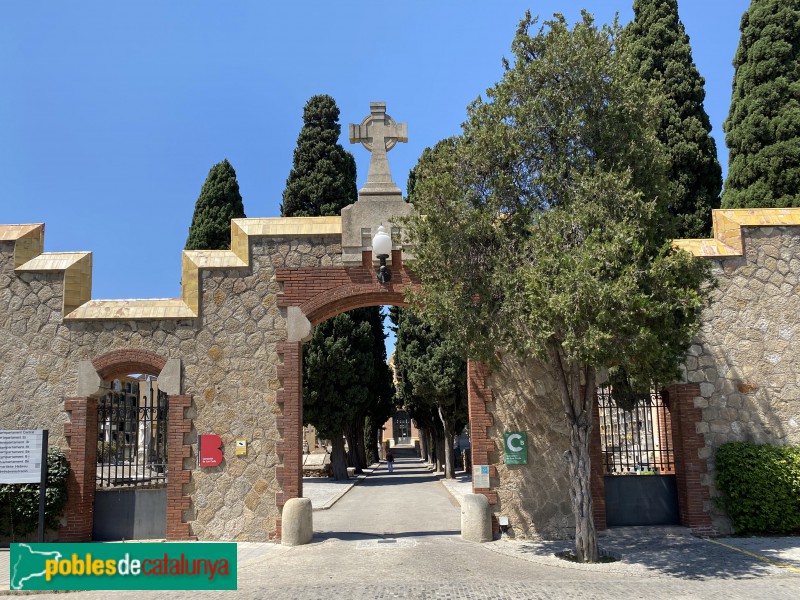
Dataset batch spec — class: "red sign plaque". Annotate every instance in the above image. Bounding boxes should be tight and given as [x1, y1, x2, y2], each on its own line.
[199, 434, 223, 467]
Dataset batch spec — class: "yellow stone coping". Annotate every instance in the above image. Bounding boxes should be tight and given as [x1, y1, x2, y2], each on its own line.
[0, 223, 44, 268]
[5, 209, 797, 320]
[66, 299, 196, 320]
[674, 208, 800, 256]
[2, 217, 342, 320]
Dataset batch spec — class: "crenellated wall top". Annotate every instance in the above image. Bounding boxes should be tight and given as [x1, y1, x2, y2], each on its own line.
[3, 208, 800, 321]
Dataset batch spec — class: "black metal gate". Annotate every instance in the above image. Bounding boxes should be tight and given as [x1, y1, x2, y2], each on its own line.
[598, 387, 679, 526]
[94, 381, 168, 540]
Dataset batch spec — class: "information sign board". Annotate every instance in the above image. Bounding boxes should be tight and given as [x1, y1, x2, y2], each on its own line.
[504, 431, 528, 465]
[473, 464, 490, 488]
[0, 430, 44, 484]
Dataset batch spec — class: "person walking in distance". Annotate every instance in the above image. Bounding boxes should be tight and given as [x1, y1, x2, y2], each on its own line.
[386, 451, 394, 473]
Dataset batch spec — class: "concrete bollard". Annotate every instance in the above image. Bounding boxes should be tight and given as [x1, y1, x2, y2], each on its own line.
[281, 497, 313, 546]
[461, 493, 492, 542]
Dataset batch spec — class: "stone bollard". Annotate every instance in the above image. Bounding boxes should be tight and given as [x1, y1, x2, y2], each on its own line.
[281, 497, 313, 546]
[461, 493, 492, 542]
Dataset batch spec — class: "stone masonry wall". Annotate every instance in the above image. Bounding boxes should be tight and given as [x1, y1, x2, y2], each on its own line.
[685, 227, 800, 533]
[487, 225, 800, 538]
[488, 354, 574, 540]
[0, 235, 342, 541]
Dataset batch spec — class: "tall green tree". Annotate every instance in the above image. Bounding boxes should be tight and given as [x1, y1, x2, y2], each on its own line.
[392, 307, 467, 479]
[722, 0, 800, 207]
[282, 95, 390, 478]
[185, 159, 246, 250]
[625, 0, 722, 237]
[303, 309, 376, 480]
[281, 95, 358, 216]
[406, 13, 710, 562]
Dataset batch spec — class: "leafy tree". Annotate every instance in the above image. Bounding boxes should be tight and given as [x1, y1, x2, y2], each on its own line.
[303, 310, 377, 480]
[722, 0, 800, 207]
[185, 159, 246, 250]
[282, 95, 391, 477]
[625, 0, 722, 237]
[392, 307, 467, 478]
[281, 95, 358, 217]
[405, 12, 710, 562]
[363, 308, 395, 465]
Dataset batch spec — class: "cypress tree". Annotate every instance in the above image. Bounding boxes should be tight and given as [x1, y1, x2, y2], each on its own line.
[185, 159, 246, 250]
[282, 95, 389, 478]
[626, 0, 722, 237]
[281, 95, 357, 217]
[722, 0, 800, 208]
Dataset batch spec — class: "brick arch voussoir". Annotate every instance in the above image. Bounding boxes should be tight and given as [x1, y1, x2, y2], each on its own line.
[303, 284, 413, 326]
[92, 349, 168, 381]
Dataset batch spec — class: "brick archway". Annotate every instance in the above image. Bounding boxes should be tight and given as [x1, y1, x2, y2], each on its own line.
[272, 251, 416, 537]
[61, 349, 193, 541]
[92, 348, 167, 381]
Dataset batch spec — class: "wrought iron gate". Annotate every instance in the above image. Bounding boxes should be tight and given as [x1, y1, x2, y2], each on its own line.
[598, 387, 679, 526]
[94, 382, 168, 540]
[96, 388, 168, 487]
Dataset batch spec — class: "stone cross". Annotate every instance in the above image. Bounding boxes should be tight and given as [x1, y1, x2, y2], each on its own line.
[349, 102, 408, 197]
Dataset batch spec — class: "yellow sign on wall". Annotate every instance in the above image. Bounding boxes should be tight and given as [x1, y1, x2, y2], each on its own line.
[234, 439, 247, 456]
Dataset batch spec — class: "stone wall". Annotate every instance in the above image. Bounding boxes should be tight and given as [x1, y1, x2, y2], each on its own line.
[486, 213, 800, 539]
[0, 231, 343, 541]
[685, 226, 800, 533]
[487, 355, 574, 540]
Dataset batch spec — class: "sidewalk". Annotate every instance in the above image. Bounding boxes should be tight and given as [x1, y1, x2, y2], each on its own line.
[302, 465, 375, 510]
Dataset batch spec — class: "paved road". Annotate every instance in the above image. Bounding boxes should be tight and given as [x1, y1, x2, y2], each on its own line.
[2, 448, 799, 598]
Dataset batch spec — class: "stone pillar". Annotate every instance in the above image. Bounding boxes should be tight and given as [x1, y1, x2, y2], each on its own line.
[461, 494, 492, 542]
[61, 397, 98, 542]
[275, 341, 303, 540]
[281, 498, 313, 546]
[167, 394, 194, 540]
[667, 383, 714, 534]
[589, 395, 607, 531]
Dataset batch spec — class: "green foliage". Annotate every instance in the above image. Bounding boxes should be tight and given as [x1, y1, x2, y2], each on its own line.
[303, 309, 379, 440]
[281, 95, 358, 217]
[405, 11, 712, 561]
[392, 307, 468, 435]
[185, 159, 246, 250]
[406, 12, 710, 387]
[722, 0, 800, 208]
[624, 0, 722, 237]
[0, 448, 70, 539]
[282, 95, 391, 475]
[716, 442, 800, 534]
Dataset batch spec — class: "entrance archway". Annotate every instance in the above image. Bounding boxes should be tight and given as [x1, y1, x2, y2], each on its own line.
[61, 349, 193, 541]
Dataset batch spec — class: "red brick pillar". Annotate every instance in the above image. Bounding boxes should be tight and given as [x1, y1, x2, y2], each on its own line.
[467, 360, 498, 538]
[589, 395, 607, 531]
[166, 394, 194, 540]
[667, 383, 714, 534]
[275, 341, 303, 540]
[61, 397, 98, 541]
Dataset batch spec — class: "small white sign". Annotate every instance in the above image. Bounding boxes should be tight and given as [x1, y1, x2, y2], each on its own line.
[0, 430, 44, 484]
[473, 464, 490, 489]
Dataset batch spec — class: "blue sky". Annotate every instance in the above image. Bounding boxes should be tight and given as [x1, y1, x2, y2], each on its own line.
[2, 1, 748, 308]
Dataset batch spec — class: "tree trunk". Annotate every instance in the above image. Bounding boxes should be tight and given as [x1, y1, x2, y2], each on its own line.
[343, 426, 363, 474]
[549, 343, 600, 563]
[435, 430, 446, 473]
[418, 427, 428, 461]
[330, 435, 348, 481]
[355, 418, 368, 470]
[427, 430, 436, 466]
[438, 404, 455, 479]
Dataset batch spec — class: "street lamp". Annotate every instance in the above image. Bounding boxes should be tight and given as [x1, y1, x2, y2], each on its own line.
[372, 225, 392, 284]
